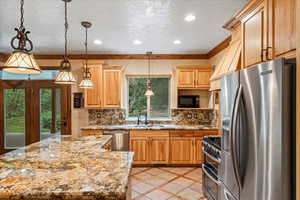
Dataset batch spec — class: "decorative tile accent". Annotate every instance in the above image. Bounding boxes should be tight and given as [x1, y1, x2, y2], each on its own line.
[128, 167, 207, 200]
[171, 109, 215, 125]
[88, 109, 126, 125]
[88, 108, 216, 126]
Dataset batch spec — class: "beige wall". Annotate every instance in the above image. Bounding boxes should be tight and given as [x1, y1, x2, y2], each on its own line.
[37, 59, 211, 136]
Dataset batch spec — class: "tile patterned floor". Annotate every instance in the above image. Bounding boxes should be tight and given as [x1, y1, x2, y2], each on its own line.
[127, 167, 207, 200]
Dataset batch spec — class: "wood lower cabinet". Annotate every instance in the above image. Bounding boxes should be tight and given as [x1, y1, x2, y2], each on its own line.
[81, 129, 103, 136]
[130, 131, 169, 165]
[149, 137, 169, 164]
[130, 130, 216, 165]
[169, 137, 194, 164]
[194, 137, 204, 164]
[130, 137, 149, 164]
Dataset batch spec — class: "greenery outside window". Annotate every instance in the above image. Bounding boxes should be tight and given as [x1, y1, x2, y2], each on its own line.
[128, 77, 170, 119]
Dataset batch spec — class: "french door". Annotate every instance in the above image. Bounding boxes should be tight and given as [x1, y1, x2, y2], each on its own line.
[0, 80, 71, 154]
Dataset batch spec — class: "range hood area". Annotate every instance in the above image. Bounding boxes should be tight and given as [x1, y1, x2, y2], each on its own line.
[210, 26, 242, 91]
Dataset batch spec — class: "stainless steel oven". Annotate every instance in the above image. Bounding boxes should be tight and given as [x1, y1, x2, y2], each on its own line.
[203, 136, 222, 200]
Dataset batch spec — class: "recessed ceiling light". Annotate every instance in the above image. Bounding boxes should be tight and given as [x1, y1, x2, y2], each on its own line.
[185, 14, 196, 22]
[173, 40, 181, 45]
[133, 40, 142, 45]
[94, 39, 102, 45]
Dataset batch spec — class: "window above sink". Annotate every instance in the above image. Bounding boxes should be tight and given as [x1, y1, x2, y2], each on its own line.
[127, 76, 171, 120]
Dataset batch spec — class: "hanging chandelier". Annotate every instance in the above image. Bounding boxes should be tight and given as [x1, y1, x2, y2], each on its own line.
[79, 21, 93, 89]
[145, 52, 155, 97]
[4, 0, 40, 74]
[55, 0, 76, 85]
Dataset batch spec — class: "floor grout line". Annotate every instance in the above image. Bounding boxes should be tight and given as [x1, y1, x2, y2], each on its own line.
[129, 167, 204, 200]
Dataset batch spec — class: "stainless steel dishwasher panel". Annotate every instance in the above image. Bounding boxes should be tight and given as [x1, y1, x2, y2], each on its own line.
[103, 130, 129, 151]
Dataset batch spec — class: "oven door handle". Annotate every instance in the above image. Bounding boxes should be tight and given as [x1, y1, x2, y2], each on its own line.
[202, 165, 220, 185]
[202, 147, 221, 163]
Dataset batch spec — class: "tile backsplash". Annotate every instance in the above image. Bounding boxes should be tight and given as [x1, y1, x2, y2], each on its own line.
[88, 109, 126, 125]
[88, 108, 215, 126]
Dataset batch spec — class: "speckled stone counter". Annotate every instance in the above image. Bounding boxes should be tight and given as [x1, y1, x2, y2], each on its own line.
[0, 135, 134, 200]
[81, 124, 218, 131]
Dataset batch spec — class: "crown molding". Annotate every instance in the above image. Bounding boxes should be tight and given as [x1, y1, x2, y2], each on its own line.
[0, 37, 231, 61]
[207, 36, 231, 58]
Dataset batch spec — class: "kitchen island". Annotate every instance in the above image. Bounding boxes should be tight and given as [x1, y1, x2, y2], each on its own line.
[0, 135, 134, 200]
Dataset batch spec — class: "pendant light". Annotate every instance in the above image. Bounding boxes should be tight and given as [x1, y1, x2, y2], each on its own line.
[55, 0, 76, 85]
[145, 52, 155, 97]
[79, 21, 93, 89]
[4, 0, 40, 74]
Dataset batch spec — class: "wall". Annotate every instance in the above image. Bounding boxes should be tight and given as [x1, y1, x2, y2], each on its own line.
[37, 59, 211, 137]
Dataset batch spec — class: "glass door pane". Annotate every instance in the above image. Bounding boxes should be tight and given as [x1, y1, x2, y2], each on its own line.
[4, 89, 26, 149]
[40, 88, 61, 140]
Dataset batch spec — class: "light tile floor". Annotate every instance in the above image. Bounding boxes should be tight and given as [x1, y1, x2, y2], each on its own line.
[127, 167, 207, 200]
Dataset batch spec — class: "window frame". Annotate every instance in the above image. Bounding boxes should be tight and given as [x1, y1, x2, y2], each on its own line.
[126, 75, 172, 120]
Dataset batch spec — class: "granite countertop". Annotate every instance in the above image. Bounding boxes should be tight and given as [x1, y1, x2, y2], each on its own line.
[81, 124, 218, 131]
[0, 135, 134, 200]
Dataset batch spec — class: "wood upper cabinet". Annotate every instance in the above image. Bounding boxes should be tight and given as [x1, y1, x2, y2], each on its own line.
[177, 69, 195, 88]
[102, 67, 122, 108]
[85, 65, 123, 109]
[176, 66, 213, 89]
[195, 69, 212, 88]
[237, 0, 296, 68]
[241, 1, 269, 68]
[85, 65, 102, 108]
[169, 137, 194, 164]
[273, 0, 296, 58]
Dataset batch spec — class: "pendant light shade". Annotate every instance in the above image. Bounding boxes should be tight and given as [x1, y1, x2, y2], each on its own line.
[4, 0, 40, 74]
[55, 0, 76, 85]
[145, 52, 155, 97]
[79, 21, 93, 89]
[4, 52, 40, 74]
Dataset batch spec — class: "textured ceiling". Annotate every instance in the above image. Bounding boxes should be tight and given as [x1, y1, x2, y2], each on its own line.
[0, 0, 247, 54]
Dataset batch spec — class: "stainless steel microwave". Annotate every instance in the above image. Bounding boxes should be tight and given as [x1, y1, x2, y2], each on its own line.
[178, 95, 200, 108]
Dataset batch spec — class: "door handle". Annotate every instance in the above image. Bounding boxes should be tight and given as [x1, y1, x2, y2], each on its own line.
[231, 85, 243, 188]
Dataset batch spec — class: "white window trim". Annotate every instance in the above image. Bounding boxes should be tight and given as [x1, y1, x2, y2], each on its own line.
[126, 75, 172, 120]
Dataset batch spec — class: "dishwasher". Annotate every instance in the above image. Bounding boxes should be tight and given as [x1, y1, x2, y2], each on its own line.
[103, 130, 129, 151]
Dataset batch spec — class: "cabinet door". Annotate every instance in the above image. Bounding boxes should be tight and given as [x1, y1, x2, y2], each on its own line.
[169, 137, 194, 164]
[102, 69, 121, 108]
[273, 0, 296, 58]
[85, 66, 102, 108]
[149, 137, 169, 164]
[242, 2, 267, 68]
[130, 137, 149, 164]
[177, 69, 195, 88]
[195, 70, 212, 89]
[194, 138, 203, 164]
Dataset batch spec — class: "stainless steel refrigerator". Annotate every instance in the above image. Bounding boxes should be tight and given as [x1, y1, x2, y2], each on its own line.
[219, 58, 295, 200]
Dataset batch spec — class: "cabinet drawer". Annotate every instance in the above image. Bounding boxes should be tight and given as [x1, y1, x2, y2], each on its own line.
[81, 130, 103, 136]
[170, 131, 194, 137]
[194, 130, 218, 137]
[131, 130, 169, 137]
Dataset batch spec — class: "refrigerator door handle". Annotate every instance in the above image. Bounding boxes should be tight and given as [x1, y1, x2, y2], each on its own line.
[231, 85, 243, 189]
